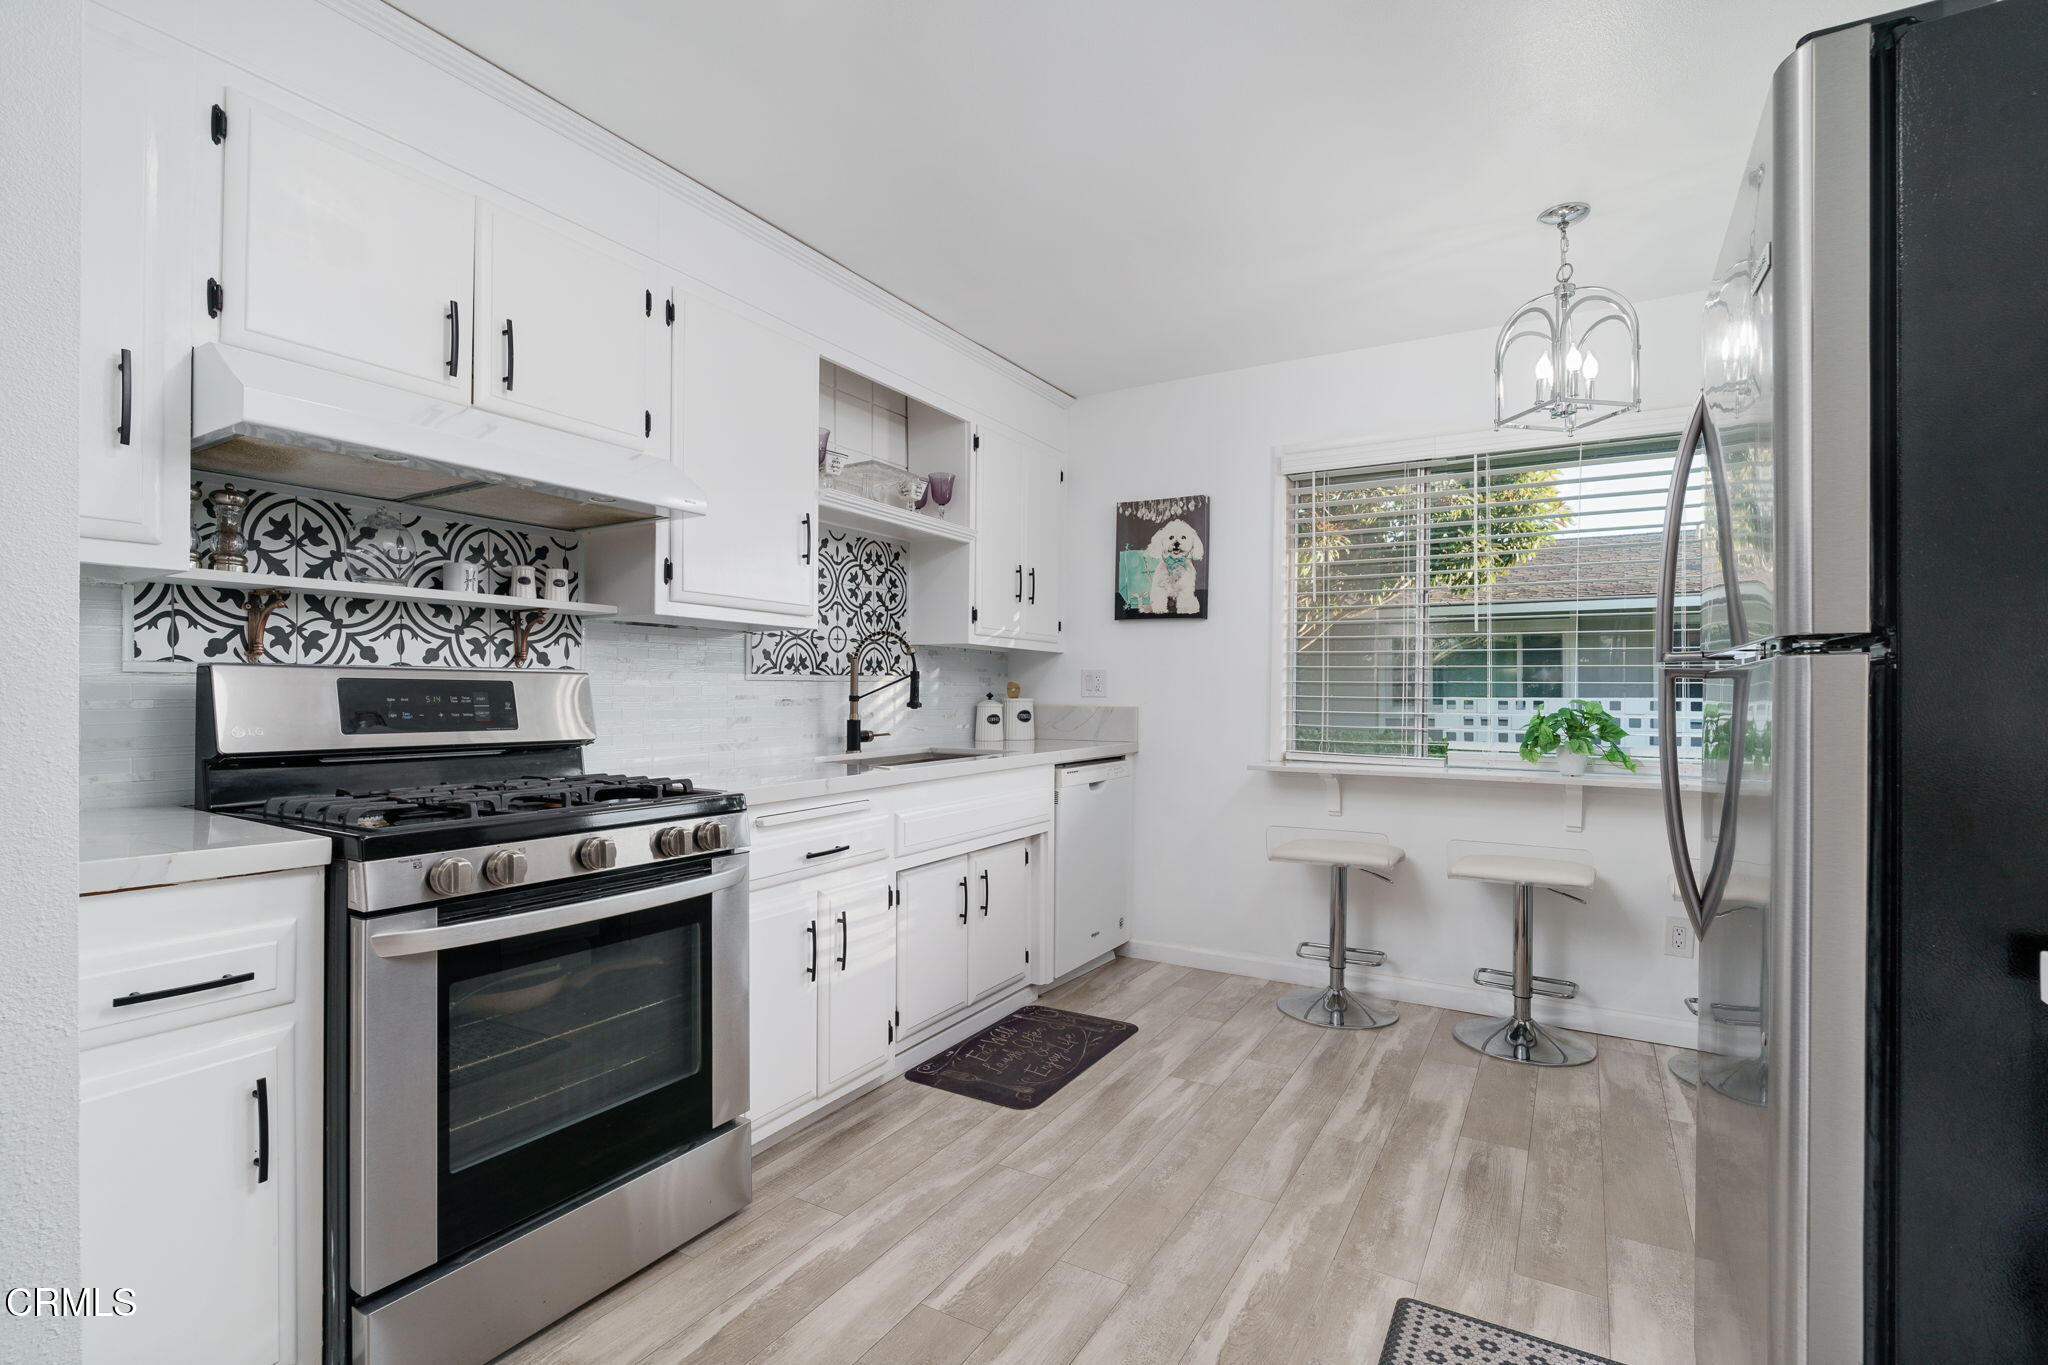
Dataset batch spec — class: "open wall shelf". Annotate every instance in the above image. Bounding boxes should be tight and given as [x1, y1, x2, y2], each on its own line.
[152, 568, 619, 616]
[817, 489, 973, 545]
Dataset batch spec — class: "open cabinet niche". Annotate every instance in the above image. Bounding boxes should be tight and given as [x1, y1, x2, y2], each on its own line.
[818, 360, 974, 536]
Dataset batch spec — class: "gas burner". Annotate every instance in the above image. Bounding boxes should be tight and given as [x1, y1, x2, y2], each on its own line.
[261, 774, 702, 830]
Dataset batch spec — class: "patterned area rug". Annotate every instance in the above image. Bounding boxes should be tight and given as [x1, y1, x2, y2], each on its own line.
[1379, 1298, 1619, 1364]
[904, 1005, 1137, 1110]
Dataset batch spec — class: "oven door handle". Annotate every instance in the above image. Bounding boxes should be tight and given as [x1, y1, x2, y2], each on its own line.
[367, 863, 747, 958]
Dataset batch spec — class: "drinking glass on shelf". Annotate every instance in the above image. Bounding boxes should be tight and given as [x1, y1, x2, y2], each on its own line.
[927, 472, 956, 518]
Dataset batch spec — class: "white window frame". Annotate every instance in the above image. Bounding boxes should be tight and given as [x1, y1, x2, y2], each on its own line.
[1265, 405, 1694, 778]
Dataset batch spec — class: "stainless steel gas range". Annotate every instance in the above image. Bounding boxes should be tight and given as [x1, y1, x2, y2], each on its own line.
[194, 664, 751, 1365]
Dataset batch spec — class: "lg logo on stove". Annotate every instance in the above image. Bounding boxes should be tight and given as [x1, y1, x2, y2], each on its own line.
[228, 725, 267, 739]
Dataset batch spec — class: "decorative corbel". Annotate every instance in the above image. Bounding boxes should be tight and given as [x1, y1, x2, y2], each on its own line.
[240, 588, 292, 662]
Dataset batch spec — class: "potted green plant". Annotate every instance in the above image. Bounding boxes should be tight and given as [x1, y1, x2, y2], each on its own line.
[1517, 700, 1639, 776]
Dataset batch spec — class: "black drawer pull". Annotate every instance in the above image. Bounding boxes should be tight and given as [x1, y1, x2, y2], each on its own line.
[980, 868, 991, 915]
[805, 844, 851, 860]
[252, 1077, 270, 1184]
[112, 971, 255, 1008]
[837, 910, 849, 971]
[501, 318, 515, 390]
[445, 299, 460, 378]
[116, 348, 133, 445]
[958, 876, 969, 923]
[805, 921, 817, 981]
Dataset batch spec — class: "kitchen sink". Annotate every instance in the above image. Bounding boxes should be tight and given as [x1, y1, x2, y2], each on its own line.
[820, 747, 1001, 774]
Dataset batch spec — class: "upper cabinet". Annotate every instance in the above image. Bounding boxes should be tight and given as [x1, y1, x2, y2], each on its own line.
[582, 291, 819, 627]
[906, 428, 1064, 652]
[223, 94, 474, 401]
[78, 17, 216, 570]
[473, 206, 667, 453]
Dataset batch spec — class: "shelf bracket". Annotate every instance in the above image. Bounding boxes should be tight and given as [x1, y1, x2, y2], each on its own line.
[1324, 774, 1343, 816]
[509, 608, 547, 668]
[239, 588, 291, 663]
[1561, 781, 1585, 833]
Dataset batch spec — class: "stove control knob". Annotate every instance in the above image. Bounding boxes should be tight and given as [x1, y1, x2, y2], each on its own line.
[692, 820, 729, 853]
[654, 825, 693, 859]
[482, 849, 529, 888]
[577, 836, 619, 872]
[427, 856, 476, 897]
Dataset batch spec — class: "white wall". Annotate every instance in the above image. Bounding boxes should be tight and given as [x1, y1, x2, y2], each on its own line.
[1018, 292, 1708, 1045]
[0, 0, 82, 1355]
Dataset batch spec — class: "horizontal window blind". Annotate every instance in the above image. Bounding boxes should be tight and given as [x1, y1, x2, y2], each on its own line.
[1285, 432, 1703, 764]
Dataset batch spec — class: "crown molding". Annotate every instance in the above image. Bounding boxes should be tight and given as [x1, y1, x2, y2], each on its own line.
[321, 0, 1074, 410]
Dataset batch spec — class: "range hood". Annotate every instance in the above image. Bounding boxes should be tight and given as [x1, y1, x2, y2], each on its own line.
[190, 344, 706, 530]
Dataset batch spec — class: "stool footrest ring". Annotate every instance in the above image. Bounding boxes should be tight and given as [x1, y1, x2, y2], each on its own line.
[1471, 967, 1578, 1000]
[1298, 941, 1386, 966]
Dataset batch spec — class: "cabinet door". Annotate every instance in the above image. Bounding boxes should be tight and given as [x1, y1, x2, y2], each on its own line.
[83, 1024, 292, 1364]
[972, 433, 1027, 639]
[669, 293, 819, 619]
[224, 94, 474, 400]
[78, 22, 206, 565]
[969, 841, 1032, 1000]
[475, 204, 664, 451]
[1021, 452, 1063, 642]
[820, 877, 896, 1089]
[896, 857, 971, 1034]
[748, 883, 822, 1122]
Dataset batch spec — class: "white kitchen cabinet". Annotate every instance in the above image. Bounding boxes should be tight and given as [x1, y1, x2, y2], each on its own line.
[78, 18, 213, 569]
[474, 204, 666, 451]
[896, 840, 1034, 1036]
[79, 866, 322, 1365]
[82, 1025, 292, 1364]
[1021, 453, 1064, 642]
[820, 877, 896, 1088]
[747, 867, 896, 1127]
[222, 92, 475, 401]
[666, 293, 819, 620]
[906, 430, 1064, 652]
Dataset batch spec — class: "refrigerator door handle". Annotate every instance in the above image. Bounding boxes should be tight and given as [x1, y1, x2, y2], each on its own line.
[1656, 396, 1750, 663]
[1658, 664, 1748, 939]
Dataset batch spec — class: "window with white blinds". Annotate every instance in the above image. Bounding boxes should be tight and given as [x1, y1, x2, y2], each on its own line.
[1283, 432, 1702, 765]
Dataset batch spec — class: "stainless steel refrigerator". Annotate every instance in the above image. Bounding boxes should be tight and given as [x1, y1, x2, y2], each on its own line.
[1656, 3, 2048, 1360]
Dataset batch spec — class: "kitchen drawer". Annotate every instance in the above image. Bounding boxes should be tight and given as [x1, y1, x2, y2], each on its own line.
[748, 800, 889, 887]
[892, 770, 1053, 858]
[79, 868, 320, 1049]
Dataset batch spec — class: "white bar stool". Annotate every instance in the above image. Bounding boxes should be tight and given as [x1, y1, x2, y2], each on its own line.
[1448, 853, 1598, 1066]
[1270, 836, 1404, 1030]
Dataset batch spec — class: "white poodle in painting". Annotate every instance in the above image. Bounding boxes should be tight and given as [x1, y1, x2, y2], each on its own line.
[1145, 519, 1204, 614]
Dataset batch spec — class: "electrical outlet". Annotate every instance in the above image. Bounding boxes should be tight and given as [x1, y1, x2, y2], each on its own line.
[1665, 916, 1695, 959]
[1079, 669, 1108, 698]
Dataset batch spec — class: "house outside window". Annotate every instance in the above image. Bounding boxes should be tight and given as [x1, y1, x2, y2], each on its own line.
[1283, 429, 1705, 768]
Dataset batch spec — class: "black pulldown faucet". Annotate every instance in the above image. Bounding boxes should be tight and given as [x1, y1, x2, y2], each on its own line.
[845, 629, 921, 752]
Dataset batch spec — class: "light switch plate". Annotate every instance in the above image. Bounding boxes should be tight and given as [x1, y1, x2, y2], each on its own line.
[1079, 669, 1108, 698]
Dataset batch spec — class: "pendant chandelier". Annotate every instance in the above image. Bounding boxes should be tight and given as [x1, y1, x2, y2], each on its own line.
[1493, 202, 1640, 435]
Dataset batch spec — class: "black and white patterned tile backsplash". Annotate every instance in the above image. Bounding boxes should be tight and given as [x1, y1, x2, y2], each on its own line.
[126, 479, 582, 670]
[746, 531, 912, 677]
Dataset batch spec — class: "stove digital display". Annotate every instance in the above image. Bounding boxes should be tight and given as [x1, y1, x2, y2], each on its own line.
[337, 679, 519, 735]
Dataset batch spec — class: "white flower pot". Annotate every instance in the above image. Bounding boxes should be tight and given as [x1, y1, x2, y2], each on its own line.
[1556, 751, 1590, 777]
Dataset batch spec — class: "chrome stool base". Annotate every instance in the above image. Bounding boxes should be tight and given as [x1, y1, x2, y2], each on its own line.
[1669, 1052, 1698, 1087]
[1453, 1014, 1595, 1067]
[1278, 985, 1396, 1031]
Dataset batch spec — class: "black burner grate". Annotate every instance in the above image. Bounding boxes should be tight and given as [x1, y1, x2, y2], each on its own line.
[261, 774, 699, 829]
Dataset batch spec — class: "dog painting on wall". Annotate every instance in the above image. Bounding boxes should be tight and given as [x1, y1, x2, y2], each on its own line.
[1115, 495, 1210, 619]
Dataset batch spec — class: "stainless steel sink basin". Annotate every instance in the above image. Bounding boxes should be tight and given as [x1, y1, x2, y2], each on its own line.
[821, 747, 1000, 774]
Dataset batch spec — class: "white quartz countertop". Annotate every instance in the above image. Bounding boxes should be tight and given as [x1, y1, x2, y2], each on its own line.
[80, 807, 333, 896]
[700, 739, 1138, 809]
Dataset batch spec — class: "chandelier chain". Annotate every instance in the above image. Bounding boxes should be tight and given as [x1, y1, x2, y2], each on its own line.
[1555, 221, 1574, 285]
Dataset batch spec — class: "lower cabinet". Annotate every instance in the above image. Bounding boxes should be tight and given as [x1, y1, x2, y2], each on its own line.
[749, 869, 896, 1125]
[896, 839, 1033, 1037]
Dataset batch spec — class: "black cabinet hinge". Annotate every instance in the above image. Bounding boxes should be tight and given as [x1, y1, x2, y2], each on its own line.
[644, 409, 652, 438]
[644, 288, 653, 317]
[210, 104, 227, 144]
[1059, 470, 1065, 482]
[894, 1009, 900, 1026]
[662, 557, 673, 584]
[887, 1019, 894, 1045]
[971, 606, 979, 623]
[1024, 847, 1030, 865]
[205, 278, 223, 318]
[665, 298, 676, 325]
[972, 433, 981, 451]
[1058, 621, 1063, 631]
[1025, 949, 1031, 963]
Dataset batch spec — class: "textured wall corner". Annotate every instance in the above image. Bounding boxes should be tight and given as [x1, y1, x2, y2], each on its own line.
[0, 0, 83, 1357]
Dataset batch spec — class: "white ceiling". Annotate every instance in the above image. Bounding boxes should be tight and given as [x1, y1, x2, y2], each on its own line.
[391, 0, 1875, 396]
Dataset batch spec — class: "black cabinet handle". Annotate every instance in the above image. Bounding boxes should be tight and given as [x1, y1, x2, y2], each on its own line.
[958, 876, 969, 923]
[805, 844, 851, 860]
[837, 910, 849, 971]
[1027, 567, 1036, 605]
[111, 970, 254, 1008]
[801, 513, 813, 565]
[445, 300, 460, 378]
[805, 921, 817, 981]
[980, 868, 990, 915]
[252, 1077, 270, 1184]
[501, 319, 515, 390]
[116, 348, 133, 446]
[1014, 564, 1024, 602]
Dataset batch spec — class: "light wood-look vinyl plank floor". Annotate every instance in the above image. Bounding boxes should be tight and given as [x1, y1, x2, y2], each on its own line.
[495, 964, 1698, 1365]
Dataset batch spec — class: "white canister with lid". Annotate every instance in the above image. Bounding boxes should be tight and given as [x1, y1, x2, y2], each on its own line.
[1002, 697, 1036, 747]
[974, 696, 1006, 749]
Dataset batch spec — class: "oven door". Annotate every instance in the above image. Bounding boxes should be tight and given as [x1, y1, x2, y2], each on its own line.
[351, 856, 747, 1297]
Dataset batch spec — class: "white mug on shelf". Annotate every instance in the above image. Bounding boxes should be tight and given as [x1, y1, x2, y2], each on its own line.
[506, 564, 539, 599]
[449, 561, 487, 595]
[542, 568, 572, 602]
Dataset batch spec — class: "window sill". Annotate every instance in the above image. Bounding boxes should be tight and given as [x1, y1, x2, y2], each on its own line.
[1249, 758, 1660, 792]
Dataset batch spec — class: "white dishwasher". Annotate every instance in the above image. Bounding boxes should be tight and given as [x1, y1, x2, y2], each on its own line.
[1052, 757, 1135, 979]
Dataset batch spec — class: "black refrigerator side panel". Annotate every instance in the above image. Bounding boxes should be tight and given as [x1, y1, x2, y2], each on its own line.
[1887, 4, 2048, 1359]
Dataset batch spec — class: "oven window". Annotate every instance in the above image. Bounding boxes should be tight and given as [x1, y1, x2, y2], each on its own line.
[437, 894, 715, 1259]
